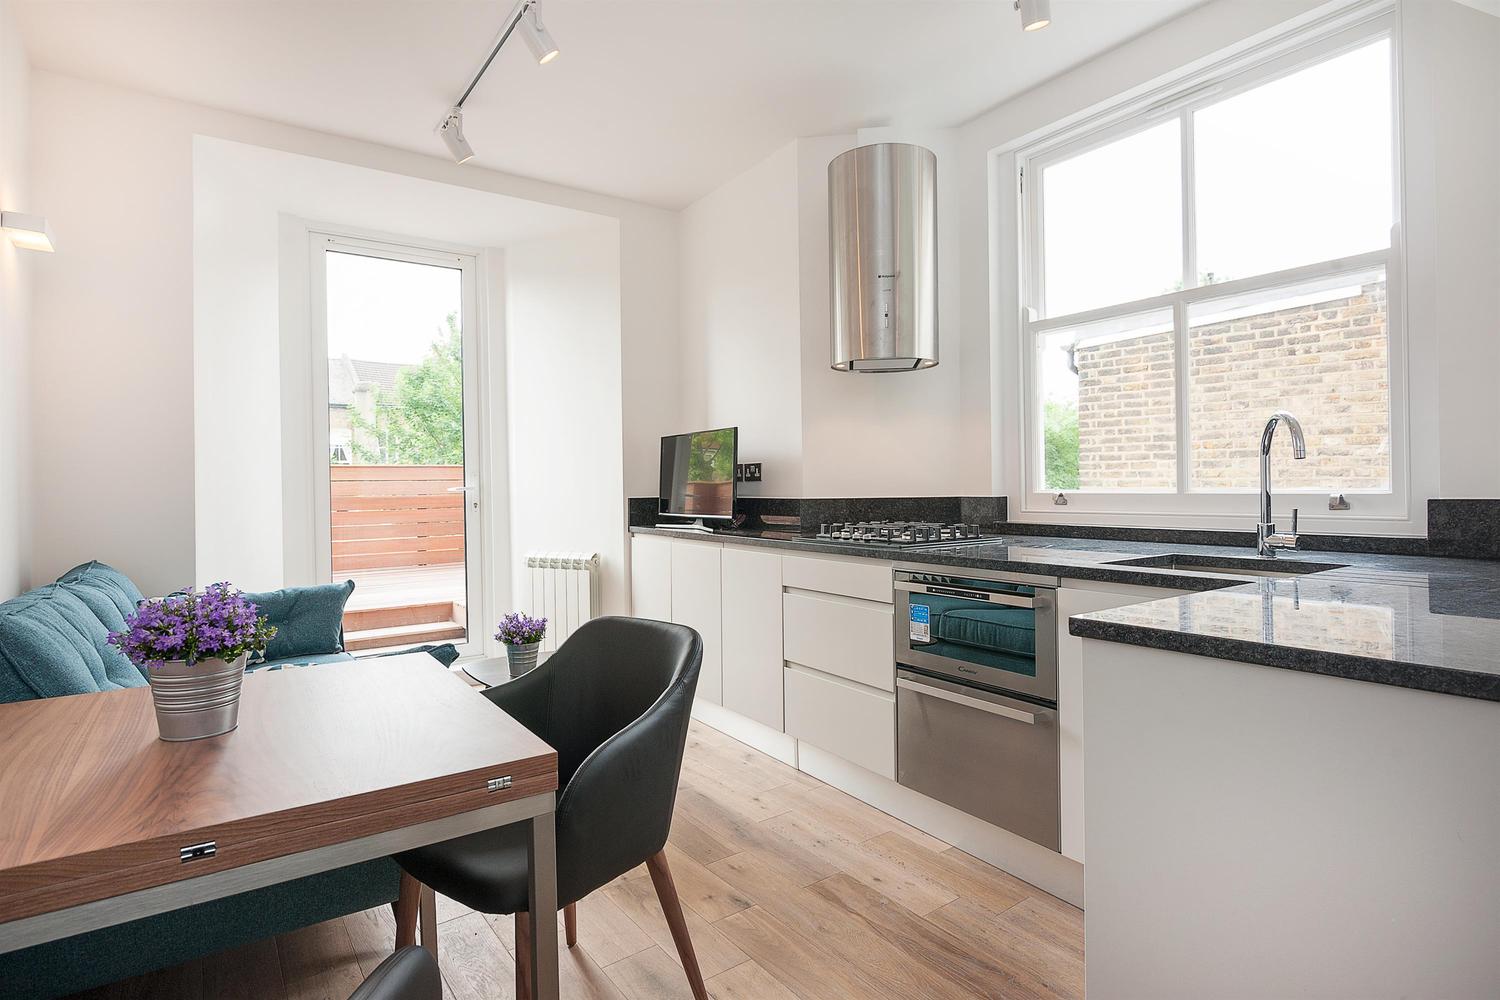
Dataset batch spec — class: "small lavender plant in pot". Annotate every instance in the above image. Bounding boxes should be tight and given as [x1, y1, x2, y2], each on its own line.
[109, 583, 277, 741]
[495, 612, 547, 679]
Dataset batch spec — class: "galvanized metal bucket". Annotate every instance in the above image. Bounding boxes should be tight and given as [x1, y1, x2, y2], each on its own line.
[146, 654, 248, 741]
[507, 642, 541, 679]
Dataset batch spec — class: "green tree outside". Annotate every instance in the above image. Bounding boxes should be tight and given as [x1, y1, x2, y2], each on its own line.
[1044, 400, 1080, 490]
[350, 313, 464, 465]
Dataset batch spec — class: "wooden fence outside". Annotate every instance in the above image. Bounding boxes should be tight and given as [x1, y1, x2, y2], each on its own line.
[330, 464, 465, 572]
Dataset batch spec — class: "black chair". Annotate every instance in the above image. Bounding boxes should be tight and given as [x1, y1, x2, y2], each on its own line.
[394, 616, 706, 1000]
[349, 947, 440, 1000]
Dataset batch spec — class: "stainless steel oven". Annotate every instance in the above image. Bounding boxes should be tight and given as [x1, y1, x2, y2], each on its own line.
[893, 567, 1061, 851]
[894, 567, 1058, 703]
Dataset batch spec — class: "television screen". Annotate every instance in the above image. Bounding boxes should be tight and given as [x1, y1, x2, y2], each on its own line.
[660, 427, 737, 520]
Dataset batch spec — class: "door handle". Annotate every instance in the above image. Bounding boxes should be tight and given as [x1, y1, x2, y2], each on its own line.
[895, 581, 1035, 608]
[897, 676, 1038, 724]
[445, 485, 471, 493]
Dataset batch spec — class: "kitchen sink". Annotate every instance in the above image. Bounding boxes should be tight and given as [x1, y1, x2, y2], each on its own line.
[1105, 553, 1347, 579]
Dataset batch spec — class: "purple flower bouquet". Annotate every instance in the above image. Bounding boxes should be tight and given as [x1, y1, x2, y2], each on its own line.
[495, 611, 548, 646]
[110, 583, 277, 741]
[109, 583, 277, 670]
[496, 612, 547, 679]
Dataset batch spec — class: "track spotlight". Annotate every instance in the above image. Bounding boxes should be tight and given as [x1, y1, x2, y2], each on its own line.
[1016, 0, 1051, 31]
[437, 0, 560, 161]
[520, 5, 560, 65]
[436, 107, 475, 164]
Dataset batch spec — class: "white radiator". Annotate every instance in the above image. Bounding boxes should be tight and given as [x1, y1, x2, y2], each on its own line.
[525, 552, 600, 653]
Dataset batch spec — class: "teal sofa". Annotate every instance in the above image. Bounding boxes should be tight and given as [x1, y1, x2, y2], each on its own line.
[0, 562, 456, 999]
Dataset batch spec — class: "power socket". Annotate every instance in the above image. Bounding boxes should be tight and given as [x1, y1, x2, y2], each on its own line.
[735, 463, 763, 483]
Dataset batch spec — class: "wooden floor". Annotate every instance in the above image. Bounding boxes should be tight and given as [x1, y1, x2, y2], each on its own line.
[69, 720, 1083, 1000]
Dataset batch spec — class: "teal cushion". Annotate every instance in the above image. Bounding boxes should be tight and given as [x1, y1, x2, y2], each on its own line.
[935, 605, 1037, 657]
[253, 650, 355, 671]
[0, 586, 144, 702]
[56, 561, 146, 609]
[243, 581, 355, 661]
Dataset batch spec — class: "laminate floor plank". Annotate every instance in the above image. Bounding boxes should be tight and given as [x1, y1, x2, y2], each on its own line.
[675, 786, 838, 887]
[602, 873, 749, 979]
[278, 917, 367, 1000]
[342, 903, 399, 979]
[761, 810, 958, 916]
[809, 873, 1053, 1000]
[703, 959, 805, 1000]
[437, 911, 517, 1000]
[862, 832, 1034, 915]
[602, 945, 700, 1000]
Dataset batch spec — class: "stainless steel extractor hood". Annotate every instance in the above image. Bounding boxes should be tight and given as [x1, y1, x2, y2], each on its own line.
[828, 142, 938, 372]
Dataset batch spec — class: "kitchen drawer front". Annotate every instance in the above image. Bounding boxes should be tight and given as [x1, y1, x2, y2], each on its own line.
[781, 553, 892, 603]
[784, 664, 895, 779]
[782, 591, 894, 692]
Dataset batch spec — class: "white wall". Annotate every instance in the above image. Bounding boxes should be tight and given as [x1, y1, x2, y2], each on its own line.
[27, 71, 676, 597]
[504, 226, 630, 617]
[799, 127, 979, 497]
[679, 142, 805, 496]
[962, 0, 1500, 533]
[0, 0, 30, 599]
[676, 130, 981, 499]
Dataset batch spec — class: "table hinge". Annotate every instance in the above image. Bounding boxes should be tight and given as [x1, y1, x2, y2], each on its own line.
[180, 841, 217, 863]
[487, 776, 513, 792]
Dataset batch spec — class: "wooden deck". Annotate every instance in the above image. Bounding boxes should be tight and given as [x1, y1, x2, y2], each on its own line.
[343, 565, 469, 651]
[68, 719, 1083, 1000]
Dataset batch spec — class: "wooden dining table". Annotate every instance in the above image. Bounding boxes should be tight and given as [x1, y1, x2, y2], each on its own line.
[0, 653, 561, 999]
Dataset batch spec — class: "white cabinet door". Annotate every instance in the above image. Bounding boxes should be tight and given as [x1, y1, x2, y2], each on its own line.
[721, 546, 784, 731]
[782, 591, 894, 692]
[784, 664, 895, 779]
[671, 540, 723, 705]
[630, 534, 674, 622]
[1058, 581, 1188, 863]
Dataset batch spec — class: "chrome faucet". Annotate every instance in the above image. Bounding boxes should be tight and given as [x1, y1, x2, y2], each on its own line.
[1258, 410, 1306, 557]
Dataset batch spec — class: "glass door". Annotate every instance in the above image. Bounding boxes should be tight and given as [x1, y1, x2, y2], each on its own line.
[311, 234, 482, 658]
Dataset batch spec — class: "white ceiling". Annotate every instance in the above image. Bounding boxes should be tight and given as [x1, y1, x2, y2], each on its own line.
[15, 0, 1205, 208]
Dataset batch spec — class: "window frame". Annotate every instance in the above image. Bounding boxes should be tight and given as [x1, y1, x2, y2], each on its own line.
[1014, 10, 1407, 527]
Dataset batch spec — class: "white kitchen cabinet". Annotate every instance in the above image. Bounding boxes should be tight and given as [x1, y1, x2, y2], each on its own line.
[721, 546, 784, 731]
[630, 534, 674, 622]
[671, 540, 723, 705]
[782, 553, 893, 603]
[784, 663, 895, 779]
[782, 590, 894, 691]
[1057, 580, 1189, 863]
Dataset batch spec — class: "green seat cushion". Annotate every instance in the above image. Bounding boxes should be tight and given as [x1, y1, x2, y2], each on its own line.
[0, 586, 145, 702]
[243, 580, 356, 661]
[934, 605, 1037, 657]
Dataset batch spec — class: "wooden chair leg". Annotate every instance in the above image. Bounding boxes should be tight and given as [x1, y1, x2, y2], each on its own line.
[419, 883, 438, 961]
[564, 902, 578, 948]
[394, 871, 420, 950]
[515, 911, 533, 1000]
[645, 850, 710, 1000]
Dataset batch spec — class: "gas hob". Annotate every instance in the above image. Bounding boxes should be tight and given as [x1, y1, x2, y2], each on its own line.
[813, 520, 1000, 549]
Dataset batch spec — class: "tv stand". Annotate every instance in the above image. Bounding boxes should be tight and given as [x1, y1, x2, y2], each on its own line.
[654, 519, 714, 534]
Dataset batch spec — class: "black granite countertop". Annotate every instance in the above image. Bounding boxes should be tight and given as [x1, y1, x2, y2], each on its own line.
[629, 525, 1500, 702]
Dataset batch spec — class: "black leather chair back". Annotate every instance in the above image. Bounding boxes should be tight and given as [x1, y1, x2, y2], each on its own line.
[482, 616, 702, 904]
[348, 946, 440, 1000]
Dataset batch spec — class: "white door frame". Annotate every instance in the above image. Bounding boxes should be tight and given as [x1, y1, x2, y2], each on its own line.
[308, 230, 486, 658]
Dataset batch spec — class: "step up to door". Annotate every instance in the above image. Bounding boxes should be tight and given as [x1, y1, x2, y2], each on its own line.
[344, 601, 460, 633]
[345, 620, 467, 652]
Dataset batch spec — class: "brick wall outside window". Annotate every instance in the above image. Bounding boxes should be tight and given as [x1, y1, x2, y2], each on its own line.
[1071, 281, 1390, 491]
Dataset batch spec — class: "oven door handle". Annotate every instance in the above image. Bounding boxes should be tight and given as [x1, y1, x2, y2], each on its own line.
[895, 581, 1035, 608]
[896, 676, 1038, 724]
